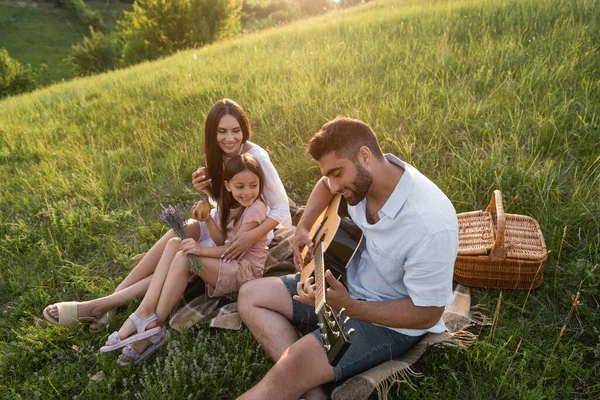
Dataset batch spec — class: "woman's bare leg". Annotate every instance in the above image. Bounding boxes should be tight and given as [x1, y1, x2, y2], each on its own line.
[45, 276, 153, 322]
[46, 221, 202, 322]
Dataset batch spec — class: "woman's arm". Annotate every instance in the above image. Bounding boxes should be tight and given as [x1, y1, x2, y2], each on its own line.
[251, 146, 292, 227]
[181, 219, 261, 257]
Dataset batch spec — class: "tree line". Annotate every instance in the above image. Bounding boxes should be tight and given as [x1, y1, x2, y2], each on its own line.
[1, 0, 371, 99]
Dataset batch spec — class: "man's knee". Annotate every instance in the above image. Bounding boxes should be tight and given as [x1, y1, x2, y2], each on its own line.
[238, 277, 291, 321]
[272, 337, 334, 384]
[238, 279, 260, 320]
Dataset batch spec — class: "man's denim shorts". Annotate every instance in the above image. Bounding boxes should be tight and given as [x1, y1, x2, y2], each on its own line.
[280, 273, 424, 382]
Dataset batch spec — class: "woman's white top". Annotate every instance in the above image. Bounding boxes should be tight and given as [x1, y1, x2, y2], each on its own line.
[246, 144, 291, 228]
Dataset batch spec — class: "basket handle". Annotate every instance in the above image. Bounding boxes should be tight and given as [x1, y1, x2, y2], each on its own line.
[487, 190, 506, 258]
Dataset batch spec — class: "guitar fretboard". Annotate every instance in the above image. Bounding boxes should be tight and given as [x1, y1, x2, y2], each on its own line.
[314, 240, 326, 315]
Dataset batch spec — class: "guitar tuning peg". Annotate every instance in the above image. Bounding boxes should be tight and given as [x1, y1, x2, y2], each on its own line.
[325, 310, 332, 318]
[333, 331, 340, 338]
[339, 307, 346, 317]
[324, 344, 331, 351]
[347, 328, 356, 337]
[317, 322, 324, 329]
[320, 333, 327, 341]
[343, 316, 350, 325]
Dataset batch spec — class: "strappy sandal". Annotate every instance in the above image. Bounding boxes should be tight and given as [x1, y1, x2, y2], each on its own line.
[117, 328, 170, 366]
[99, 313, 161, 353]
[89, 309, 117, 332]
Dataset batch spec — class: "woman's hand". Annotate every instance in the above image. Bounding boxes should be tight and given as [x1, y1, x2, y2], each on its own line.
[192, 166, 211, 196]
[180, 238, 203, 256]
[221, 230, 256, 262]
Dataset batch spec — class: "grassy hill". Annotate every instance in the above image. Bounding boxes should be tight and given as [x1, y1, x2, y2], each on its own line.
[0, 0, 131, 84]
[1, 0, 599, 398]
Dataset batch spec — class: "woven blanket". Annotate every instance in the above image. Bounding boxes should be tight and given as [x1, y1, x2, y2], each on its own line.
[331, 283, 487, 399]
[169, 225, 299, 331]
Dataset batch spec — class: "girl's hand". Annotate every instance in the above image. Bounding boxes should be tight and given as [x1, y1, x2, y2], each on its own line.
[191, 200, 211, 222]
[192, 166, 211, 196]
[221, 230, 255, 262]
[180, 238, 203, 256]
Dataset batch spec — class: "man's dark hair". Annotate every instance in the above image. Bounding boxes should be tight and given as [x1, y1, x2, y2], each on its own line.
[306, 117, 384, 161]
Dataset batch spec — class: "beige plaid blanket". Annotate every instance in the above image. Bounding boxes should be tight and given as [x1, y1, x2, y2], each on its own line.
[168, 225, 299, 331]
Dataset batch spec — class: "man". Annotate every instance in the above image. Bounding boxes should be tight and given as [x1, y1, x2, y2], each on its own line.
[237, 117, 458, 400]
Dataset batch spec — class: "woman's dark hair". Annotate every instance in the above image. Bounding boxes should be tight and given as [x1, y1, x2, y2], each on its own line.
[204, 99, 252, 202]
[219, 154, 265, 232]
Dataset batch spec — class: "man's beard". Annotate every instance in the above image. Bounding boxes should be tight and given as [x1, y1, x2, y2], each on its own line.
[344, 161, 373, 206]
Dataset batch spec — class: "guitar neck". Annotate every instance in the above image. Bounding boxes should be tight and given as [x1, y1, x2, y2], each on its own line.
[314, 240, 326, 315]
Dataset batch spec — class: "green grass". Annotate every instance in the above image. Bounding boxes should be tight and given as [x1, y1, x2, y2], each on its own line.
[0, 1, 131, 84]
[1, 0, 599, 398]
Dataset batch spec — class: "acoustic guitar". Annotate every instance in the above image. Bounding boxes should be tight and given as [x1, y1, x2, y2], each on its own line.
[300, 193, 364, 365]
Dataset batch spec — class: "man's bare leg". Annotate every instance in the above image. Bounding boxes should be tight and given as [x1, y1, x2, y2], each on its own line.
[238, 334, 335, 400]
[238, 278, 332, 399]
[237, 277, 298, 361]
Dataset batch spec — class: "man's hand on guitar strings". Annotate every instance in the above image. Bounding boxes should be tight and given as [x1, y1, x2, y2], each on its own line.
[292, 225, 314, 271]
[293, 276, 316, 307]
[324, 269, 352, 312]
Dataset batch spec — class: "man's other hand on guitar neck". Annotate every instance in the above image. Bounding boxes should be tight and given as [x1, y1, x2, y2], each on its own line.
[293, 270, 351, 311]
[292, 276, 316, 306]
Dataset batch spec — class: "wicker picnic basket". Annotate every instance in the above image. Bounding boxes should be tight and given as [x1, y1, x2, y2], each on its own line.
[454, 190, 547, 289]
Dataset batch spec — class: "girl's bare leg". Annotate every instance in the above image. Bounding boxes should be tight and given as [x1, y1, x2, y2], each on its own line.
[123, 255, 221, 358]
[115, 221, 201, 292]
[110, 237, 182, 344]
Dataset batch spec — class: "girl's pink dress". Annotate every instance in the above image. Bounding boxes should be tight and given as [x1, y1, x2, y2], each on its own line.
[208, 200, 268, 297]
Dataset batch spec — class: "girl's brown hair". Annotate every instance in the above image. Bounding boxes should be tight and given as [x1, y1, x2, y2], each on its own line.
[204, 99, 252, 202]
[219, 154, 265, 232]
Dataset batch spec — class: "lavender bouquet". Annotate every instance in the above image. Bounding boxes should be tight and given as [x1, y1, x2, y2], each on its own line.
[159, 203, 204, 273]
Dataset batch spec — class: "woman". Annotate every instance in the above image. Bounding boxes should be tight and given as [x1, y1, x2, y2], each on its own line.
[43, 99, 291, 328]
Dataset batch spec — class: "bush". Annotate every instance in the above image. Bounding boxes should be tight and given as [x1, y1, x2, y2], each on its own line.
[67, 27, 120, 76]
[190, 0, 243, 44]
[119, 0, 242, 65]
[52, 0, 106, 31]
[0, 49, 37, 99]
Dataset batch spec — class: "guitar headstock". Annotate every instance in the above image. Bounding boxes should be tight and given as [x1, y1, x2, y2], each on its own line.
[317, 305, 352, 366]
[313, 240, 352, 365]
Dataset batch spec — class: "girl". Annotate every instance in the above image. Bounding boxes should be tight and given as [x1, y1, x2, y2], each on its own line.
[101, 154, 269, 365]
[43, 99, 290, 329]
